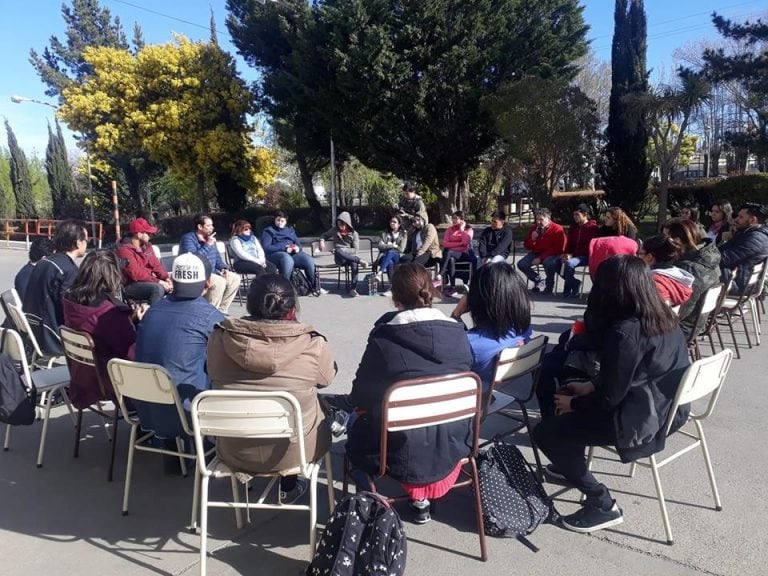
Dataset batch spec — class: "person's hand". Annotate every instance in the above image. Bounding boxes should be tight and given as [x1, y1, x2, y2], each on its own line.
[160, 279, 173, 293]
[220, 269, 229, 277]
[566, 380, 595, 397]
[450, 295, 469, 319]
[531, 230, 539, 240]
[206, 232, 217, 246]
[531, 257, 541, 266]
[554, 393, 573, 414]
[133, 303, 149, 322]
[562, 254, 570, 261]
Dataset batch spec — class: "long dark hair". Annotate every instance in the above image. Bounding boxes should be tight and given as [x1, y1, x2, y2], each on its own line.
[65, 250, 123, 306]
[642, 235, 682, 265]
[468, 262, 530, 338]
[247, 274, 298, 320]
[664, 218, 701, 252]
[391, 263, 434, 309]
[590, 255, 677, 337]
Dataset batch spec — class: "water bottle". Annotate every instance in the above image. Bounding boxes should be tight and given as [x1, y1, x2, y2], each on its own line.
[368, 273, 378, 296]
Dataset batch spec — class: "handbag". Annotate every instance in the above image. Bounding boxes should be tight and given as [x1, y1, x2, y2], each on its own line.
[477, 440, 555, 550]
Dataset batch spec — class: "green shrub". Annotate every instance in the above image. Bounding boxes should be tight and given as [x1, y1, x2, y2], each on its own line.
[668, 174, 768, 221]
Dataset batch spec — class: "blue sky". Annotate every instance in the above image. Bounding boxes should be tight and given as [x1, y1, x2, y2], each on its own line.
[0, 0, 765, 156]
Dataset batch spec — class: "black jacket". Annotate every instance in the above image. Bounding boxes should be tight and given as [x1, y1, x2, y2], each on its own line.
[23, 252, 79, 356]
[571, 318, 690, 462]
[478, 225, 514, 259]
[676, 239, 722, 337]
[346, 308, 473, 484]
[719, 225, 768, 294]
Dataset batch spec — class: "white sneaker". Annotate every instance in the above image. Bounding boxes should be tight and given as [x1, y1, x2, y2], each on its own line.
[376, 271, 384, 282]
[317, 287, 329, 295]
[381, 290, 393, 297]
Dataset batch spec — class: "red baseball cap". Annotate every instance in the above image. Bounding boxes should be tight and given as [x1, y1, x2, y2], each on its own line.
[129, 217, 158, 234]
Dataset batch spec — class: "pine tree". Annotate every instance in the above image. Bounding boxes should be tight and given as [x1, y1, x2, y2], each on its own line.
[602, 0, 650, 215]
[45, 120, 77, 218]
[5, 120, 38, 219]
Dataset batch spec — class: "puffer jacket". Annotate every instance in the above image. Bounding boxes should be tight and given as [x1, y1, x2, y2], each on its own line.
[719, 225, 768, 294]
[346, 307, 473, 484]
[676, 239, 721, 337]
[320, 211, 359, 255]
[207, 318, 334, 474]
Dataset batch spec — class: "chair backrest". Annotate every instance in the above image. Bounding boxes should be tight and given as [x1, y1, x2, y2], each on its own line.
[379, 372, 482, 475]
[5, 302, 45, 359]
[107, 358, 192, 436]
[733, 258, 767, 304]
[190, 390, 308, 476]
[171, 244, 180, 256]
[151, 244, 162, 259]
[1, 289, 22, 331]
[0, 328, 32, 383]
[688, 283, 726, 342]
[59, 326, 97, 367]
[216, 241, 227, 262]
[665, 349, 733, 435]
[492, 335, 549, 387]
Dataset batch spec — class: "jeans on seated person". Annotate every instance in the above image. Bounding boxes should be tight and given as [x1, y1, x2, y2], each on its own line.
[334, 250, 363, 286]
[232, 259, 278, 276]
[399, 253, 438, 269]
[561, 255, 587, 291]
[517, 252, 562, 290]
[268, 250, 318, 288]
[377, 250, 401, 280]
[123, 281, 166, 305]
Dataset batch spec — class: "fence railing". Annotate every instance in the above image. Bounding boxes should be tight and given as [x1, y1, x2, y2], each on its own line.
[1, 219, 104, 248]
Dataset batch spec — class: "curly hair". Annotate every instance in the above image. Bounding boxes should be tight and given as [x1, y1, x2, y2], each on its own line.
[606, 207, 637, 237]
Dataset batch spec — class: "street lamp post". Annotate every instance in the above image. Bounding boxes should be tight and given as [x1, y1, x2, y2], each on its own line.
[10, 95, 98, 245]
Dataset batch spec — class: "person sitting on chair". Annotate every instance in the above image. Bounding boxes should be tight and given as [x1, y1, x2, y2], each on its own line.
[207, 273, 335, 503]
[399, 215, 441, 276]
[116, 217, 172, 305]
[638, 235, 695, 308]
[560, 204, 599, 298]
[345, 263, 473, 524]
[533, 255, 690, 534]
[477, 211, 514, 266]
[438, 210, 475, 294]
[14, 237, 54, 305]
[319, 211, 369, 297]
[261, 211, 327, 295]
[228, 219, 278, 276]
[517, 208, 567, 294]
[374, 215, 408, 288]
[718, 202, 768, 294]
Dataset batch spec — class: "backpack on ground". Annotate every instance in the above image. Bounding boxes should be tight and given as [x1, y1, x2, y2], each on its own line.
[306, 491, 407, 576]
[0, 349, 36, 426]
[477, 440, 555, 549]
[291, 269, 313, 297]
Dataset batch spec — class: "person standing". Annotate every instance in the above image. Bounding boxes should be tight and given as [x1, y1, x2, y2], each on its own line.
[116, 217, 172, 305]
[560, 204, 599, 298]
[477, 211, 514, 266]
[179, 214, 241, 314]
[24, 220, 88, 356]
[517, 208, 567, 294]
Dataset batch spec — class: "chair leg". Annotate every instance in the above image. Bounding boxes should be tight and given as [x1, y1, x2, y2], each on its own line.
[726, 314, 742, 359]
[750, 301, 761, 345]
[176, 437, 188, 477]
[190, 469, 202, 532]
[74, 409, 83, 458]
[714, 322, 726, 353]
[324, 452, 335, 512]
[36, 388, 57, 467]
[122, 424, 139, 515]
[694, 420, 722, 511]
[309, 467, 319, 558]
[199, 475, 210, 576]
[108, 410, 119, 482]
[342, 453, 350, 497]
[3, 424, 10, 451]
[469, 457, 488, 561]
[648, 454, 674, 545]
[740, 308, 753, 349]
[707, 333, 717, 356]
[231, 476, 243, 529]
[628, 461, 637, 478]
[519, 403, 544, 481]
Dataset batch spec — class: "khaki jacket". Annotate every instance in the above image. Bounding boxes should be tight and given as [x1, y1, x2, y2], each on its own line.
[408, 223, 441, 259]
[207, 318, 334, 474]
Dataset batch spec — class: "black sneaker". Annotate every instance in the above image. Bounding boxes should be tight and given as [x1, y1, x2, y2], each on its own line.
[279, 477, 308, 505]
[561, 501, 623, 533]
[410, 498, 431, 524]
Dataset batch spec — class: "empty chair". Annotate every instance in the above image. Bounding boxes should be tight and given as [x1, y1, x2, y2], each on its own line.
[191, 390, 335, 575]
[1, 328, 73, 467]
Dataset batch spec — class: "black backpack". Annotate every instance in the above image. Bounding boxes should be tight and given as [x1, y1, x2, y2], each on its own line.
[291, 269, 314, 297]
[477, 440, 555, 550]
[0, 350, 36, 426]
[306, 491, 407, 576]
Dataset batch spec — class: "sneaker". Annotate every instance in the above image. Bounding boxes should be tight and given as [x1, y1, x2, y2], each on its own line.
[432, 277, 443, 288]
[328, 408, 351, 437]
[532, 279, 546, 293]
[348, 288, 359, 297]
[314, 287, 329, 296]
[381, 290, 393, 297]
[561, 501, 623, 533]
[279, 476, 308, 505]
[410, 498, 431, 524]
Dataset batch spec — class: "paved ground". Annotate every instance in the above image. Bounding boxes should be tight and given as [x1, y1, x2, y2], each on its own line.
[1, 243, 766, 576]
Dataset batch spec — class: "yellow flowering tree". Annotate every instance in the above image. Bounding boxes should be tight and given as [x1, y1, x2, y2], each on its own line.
[60, 36, 275, 212]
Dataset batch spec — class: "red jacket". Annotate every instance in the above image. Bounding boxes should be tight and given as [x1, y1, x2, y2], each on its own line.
[523, 222, 567, 260]
[566, 220, 599, 257]
[442, 224, 473, 252]
[115, 240, 169, 284]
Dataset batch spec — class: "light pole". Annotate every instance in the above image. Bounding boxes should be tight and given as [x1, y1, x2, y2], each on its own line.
[10, 95, 97, 245]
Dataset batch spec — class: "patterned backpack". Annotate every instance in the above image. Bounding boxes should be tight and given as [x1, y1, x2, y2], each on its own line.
[306, 491, 407, 576]
[477, 440, 555, 550]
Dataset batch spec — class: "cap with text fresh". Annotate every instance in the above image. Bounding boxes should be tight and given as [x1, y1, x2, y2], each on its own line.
[171, 253, 211, 298]
[129, 217, 158, 234]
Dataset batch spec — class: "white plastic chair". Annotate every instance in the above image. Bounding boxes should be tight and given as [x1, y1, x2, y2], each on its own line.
[1, 328, 74, 467]
[586, 349, 734, 544]
[107, 358, 212, 520]
[482, 335, 549, 478]
[4, 295, 65, 370]
[717, 258, 767, 357]
[171, 244, 180, 257]
[191, 390, 335, 575]
[151, 244, 162, 259]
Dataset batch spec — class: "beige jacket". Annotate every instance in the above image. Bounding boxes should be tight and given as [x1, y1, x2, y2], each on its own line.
[207, 317, 334, 474]
[408, 223, 441, 259]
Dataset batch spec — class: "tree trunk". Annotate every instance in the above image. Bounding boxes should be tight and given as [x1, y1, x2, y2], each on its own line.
[121, 163, 145, 213]
[710, 151, 720, 176]
[197, 175, 209, 213]
[296, 153, 328, 230]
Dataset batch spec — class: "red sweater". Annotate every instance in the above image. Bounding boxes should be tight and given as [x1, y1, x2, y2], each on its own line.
[566, 220, 599, 257]
[442, 224, 473, 252]
[523, 222, 567, 260]
[115, 240, 169, 284]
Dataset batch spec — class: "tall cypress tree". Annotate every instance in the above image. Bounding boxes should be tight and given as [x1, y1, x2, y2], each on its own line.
[45, 120, 77, 218]
[602, 0, 650, 215]
[5, 120, 38, 219]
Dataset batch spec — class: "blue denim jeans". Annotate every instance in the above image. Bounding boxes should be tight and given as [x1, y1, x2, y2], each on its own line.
[561, 255, 587, 291]
[517, 252, 561, 290]
[268, 251, 317, 288]
[377, 250, 401, 279]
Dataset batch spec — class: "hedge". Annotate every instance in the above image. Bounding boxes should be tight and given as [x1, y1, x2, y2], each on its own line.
[667, 174, 768, 218]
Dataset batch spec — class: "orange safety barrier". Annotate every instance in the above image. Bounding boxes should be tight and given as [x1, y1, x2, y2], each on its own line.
[2, 218, 104, 248]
